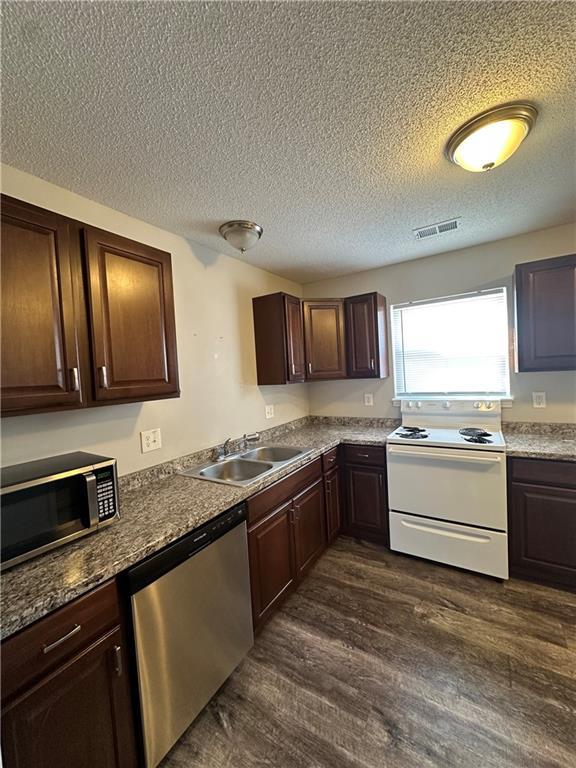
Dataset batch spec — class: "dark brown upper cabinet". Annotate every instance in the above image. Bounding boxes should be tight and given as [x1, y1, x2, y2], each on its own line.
[303, 299, 347, 380]
[515, 253, 576, 371]
[252, 292, 305, 385]
[0, 195, 180, 416]
[345, 292, 389, 378]
[1, 198, 85, 416]
[84, 227, 179, 402]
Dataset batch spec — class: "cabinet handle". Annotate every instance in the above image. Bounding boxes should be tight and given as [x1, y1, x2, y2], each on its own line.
[357, 453, 370, 458]
[370, 358, 375, 371]
[42, 624, 81, 654]
[379, 474, 383, 488]
[307, 362, 312, 374]
[112, 645, 123, 677]
[291, 363, 296, 375]
[70, 367, 80, 391]
[99, 365, 109, 388]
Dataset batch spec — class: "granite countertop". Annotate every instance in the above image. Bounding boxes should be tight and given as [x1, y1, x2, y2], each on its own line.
[0, 424, 394, 640]
[2, 420, 574, 640]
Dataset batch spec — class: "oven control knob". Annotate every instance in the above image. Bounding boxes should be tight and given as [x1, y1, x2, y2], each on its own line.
[443, 401, 451, 409]
[473, 401, 481, 409]
[485, 401, 494, 409]
[415, 401, 422, 408]
[407, 401, 414, 408]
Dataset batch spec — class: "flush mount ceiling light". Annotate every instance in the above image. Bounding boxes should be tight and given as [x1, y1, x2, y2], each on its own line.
[218, 220, 263, 253]
[446, 103, 538, 173]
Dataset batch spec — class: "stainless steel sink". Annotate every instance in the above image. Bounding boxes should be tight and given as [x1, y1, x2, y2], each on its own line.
[198, 458, 273, 483]
[180, 444, 313, 487]
[241, 446, 304, 462]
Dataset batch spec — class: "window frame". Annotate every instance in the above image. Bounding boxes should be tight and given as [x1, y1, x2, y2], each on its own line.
[390, 287, 511, 399]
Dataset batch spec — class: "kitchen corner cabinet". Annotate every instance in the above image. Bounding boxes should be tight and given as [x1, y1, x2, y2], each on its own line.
[345, 293, 389, 378]
[84, 227, 179, 401]
[303, 299, 347, 379]
[0, 195, 180, 416]
[247, 458, 326, 631]
[1, 581, 137, 768]
[0, 198, 85, 414]
[515, 253, 576, 371]
[343, 445, 389, 546]
[508, 458, 576, 590]
[252, 292, 305, 384]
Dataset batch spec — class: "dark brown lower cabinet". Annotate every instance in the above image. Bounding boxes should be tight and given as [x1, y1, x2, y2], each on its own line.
[1, 580, 137, 768]
[325, 467, 342, 542]
[247, 459, 328, 631]
[293, 479, 326, 579]
[248, 500, 296, 628]
[509, 458, 576, 590]
[345, 463, 389, 546]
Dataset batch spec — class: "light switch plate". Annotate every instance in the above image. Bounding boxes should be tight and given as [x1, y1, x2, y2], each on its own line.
[141, 428, 162, 453]
[265, 405, 275, 419]
[364, 393, 374, 407]
[532, 392, 546, 408]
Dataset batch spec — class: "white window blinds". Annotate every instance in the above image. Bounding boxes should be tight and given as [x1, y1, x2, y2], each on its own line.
[391, 288, 510, 397]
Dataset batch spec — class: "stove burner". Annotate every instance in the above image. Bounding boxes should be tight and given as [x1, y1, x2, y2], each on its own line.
[459, 428, 493, 437]
[399, 426, 427, 433]
[464, 436, 493, 444]
[398, 432, 428, 439]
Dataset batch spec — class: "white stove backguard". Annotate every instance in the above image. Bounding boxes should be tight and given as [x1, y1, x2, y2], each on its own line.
[400, 399, 502, 431]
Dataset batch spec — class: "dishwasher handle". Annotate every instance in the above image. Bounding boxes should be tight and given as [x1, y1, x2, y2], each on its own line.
[126, 503, 247, 595]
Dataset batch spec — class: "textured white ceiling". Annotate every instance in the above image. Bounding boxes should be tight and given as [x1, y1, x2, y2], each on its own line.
[2, 1, 575, 283]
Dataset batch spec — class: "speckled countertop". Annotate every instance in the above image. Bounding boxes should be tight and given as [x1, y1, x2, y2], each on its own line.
[2, 420, 574, 640]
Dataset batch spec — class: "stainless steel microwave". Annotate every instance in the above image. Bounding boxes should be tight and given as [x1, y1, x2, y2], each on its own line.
[1, 452, 119, 571]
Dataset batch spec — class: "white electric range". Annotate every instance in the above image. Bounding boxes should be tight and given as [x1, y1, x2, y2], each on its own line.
[387, 400, 508, 579]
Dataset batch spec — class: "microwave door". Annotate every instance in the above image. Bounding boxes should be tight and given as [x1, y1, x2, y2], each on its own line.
[1, 472, 96, 569]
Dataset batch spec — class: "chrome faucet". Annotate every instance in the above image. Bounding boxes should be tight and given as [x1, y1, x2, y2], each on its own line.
[214, 437, 234, 461]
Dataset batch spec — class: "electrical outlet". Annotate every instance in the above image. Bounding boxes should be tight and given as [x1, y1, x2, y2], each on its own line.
[265, 405, 275, 419]
[532, 392, 546, 408]
[364, 393, 374, 407]
[140, 428, 162, 453]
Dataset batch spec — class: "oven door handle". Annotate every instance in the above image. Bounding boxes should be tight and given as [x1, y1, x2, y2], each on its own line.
[400, 518, 491, 543]
[84, 472, 99, 527]
[387, 447, 502, 464]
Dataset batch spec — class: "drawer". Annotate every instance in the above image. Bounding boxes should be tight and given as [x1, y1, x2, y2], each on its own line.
[322, 447, 340, 472]
[344, 444, 386, 467]
[390, 511, 508, 579]
[1, 580, 120, 701]
[510, 458, 576, 489]
[247, 458, 322, 526]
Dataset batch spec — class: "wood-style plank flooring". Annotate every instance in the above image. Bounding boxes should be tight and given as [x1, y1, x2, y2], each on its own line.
[162, 538, 576, 768]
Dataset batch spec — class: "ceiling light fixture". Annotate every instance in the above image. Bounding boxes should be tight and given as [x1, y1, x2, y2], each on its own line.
[446, 103, 538, 173]
[218, 220, 263, 253]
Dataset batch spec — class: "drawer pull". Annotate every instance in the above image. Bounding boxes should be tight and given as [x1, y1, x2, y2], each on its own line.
[357, 453, 370, 458]
[113, 645, 123, 677]
[42, 624, 81, 654]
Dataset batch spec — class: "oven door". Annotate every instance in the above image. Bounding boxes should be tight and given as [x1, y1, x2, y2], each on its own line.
[386, 444, 507, 530]
[1, 471, 98, 569]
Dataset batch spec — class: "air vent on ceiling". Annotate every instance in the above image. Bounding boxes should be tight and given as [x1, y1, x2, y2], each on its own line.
[413, 218, 460, 240]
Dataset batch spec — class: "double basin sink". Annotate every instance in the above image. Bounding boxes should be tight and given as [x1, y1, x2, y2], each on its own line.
[180, 445, 313, 487]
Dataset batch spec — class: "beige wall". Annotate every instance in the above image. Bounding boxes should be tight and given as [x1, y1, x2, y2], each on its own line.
[1, 165, 309, 475]
[303, 223, 576, 423]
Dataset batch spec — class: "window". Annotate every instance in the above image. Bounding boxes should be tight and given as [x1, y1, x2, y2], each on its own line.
[391, 288, 510, 398]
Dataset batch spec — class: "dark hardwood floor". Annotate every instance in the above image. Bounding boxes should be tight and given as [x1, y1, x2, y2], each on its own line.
[162, 538, 576, 768]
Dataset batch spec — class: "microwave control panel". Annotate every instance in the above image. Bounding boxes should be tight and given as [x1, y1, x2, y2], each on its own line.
[95, 467, 117, 522]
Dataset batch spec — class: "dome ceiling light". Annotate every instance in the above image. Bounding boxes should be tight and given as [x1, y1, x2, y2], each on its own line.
[446, 103, 538, 173]
[218, 220, 263, 253]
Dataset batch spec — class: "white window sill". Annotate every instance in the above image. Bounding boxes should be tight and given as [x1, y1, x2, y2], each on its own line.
[392, 397, 514, 407]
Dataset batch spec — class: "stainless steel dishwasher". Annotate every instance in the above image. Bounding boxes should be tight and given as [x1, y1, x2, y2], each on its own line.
[127, 503, 253, 768]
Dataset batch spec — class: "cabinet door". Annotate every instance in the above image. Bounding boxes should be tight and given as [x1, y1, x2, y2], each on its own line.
[345, 293, 388, 378]
[303, 299, 346, 379]
[248, 501, 296, 630]
[293, 478, 326, 579]
[1, 627, 136, 768]
[284, 295, 306, 382]
[1, 198, 84, 414]
[84, 227, 179, 402]
[325, 468, 342, 543]
[516, 253, 576, 371]
[345, 465, 389, 545]
[509, 482, 576, 589]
